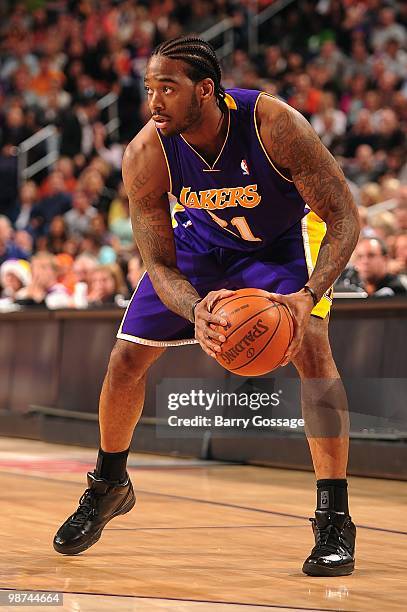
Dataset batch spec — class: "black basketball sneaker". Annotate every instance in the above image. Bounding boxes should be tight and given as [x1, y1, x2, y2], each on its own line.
[53, 472, 135, 555]
[302, 510, 356, 576]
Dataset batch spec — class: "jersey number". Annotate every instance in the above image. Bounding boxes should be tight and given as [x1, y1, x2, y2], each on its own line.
[208, 211, 261, 242]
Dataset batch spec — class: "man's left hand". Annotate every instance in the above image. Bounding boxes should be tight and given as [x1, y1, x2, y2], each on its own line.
[267, 288, 316, 366]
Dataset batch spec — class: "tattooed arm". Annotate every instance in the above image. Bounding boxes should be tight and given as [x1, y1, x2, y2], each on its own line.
[257, 95, 360, 301]
[122, 122, 200, 321]
[256, 96, 359, 362]
[122, 121, 231, 355]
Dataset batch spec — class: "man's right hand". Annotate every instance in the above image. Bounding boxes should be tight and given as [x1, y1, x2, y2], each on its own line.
[194, 289, 235, 358]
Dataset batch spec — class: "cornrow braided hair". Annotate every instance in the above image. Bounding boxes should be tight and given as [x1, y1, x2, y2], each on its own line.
[152, 36, 228, 113]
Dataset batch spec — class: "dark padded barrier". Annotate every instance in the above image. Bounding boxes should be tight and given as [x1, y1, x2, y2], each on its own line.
[0, 298, 406, 478]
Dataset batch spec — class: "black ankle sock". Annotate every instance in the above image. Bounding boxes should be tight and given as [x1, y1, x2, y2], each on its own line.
[95, 448, 129, 482]
[317, 479, 349, 514]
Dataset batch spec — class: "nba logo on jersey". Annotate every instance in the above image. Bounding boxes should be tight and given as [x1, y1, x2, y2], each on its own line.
[241, 159, 250, 175]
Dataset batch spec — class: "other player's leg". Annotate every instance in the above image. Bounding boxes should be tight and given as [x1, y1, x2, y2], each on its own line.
[53, 340, 164, 555]
[292, 316, 356, 576]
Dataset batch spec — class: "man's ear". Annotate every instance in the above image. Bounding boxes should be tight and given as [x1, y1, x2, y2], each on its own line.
[198, 78, 215, 102]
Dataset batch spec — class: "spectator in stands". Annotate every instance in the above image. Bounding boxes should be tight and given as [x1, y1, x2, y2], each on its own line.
[340, 73, 368, 124]
[79, 232, 104, 260]
[342, 110, 378, 158]
[93, 123, 124, 171]
[0, 215, 29, 265]
[28, 53, 65, 99]
[314, 39, 346, 80]
[353, 237, 407, 296]
[0, 144, 18, 221]
[0, 259, 31, 300]
[79, 168, 113, 213]
[382, 38, 407, 79]
[41, 158, 77, 197]
[29, 171, 72, 238]
[10, 65, 38, 108]
[310, 92, 346, 149]
[58, 96, 100, 159]
[394, 186, 407, 231]
[343, 40, 372, 81]
[359, 183, 382, 208]
[12, 181, 39, 230]
[344, 145, 386, 187]
[185, 0, 218, 34]
[389, 233, 407, 275]
[14, 230, 34, 257]
[41, 216, 68, 255]
[87, 263, 127, 306]
[371, 7, 406, 51]
[0, 0, 405, 305]
[55, 253, 76, 294]
[369, 211, 397, 243]
[108, 183, 133, 249]
[0, 106, 31, 149]
[288, 73, 322, 119]
[64, 190, 97, 239]
[72, 253, 98, 288]
[0, 37, 38, 82]
[127, 254, 144, 291]
[381, 178, 401, 202]
[375, 109, 405, 154]
[14, 252, 71, 308]
[40, 79, 71, 124]
[262, 46, 287, 80]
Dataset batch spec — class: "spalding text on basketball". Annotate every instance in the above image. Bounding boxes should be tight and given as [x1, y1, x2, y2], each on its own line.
[219, 319, 268, 366]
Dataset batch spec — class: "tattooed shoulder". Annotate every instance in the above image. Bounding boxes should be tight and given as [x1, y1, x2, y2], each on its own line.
[256, 95, 358, 226]
[122, 120, 170, 206]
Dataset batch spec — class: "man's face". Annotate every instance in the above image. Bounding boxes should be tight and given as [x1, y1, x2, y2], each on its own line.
[32, 258, 56, 289]
[395, 235, 407, 267]
[91, 269, 115, 298]
[4, 272, 22, 293]
[127, 257, 143, 289]
[0, 219, 12, 244]
[394, 203, 407, 231]
[354, 240, 388, 283]
[73, 191, 89, 212]
[73, 257, 97, 283]
[145, 56, 203, 137]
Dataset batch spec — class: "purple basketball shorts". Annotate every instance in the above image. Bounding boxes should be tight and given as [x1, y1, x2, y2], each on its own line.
[117, 213, 331, 347]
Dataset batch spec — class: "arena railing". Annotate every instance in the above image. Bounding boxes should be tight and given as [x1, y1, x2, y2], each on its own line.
[366, 198, 398, 217]
[248, 0, 296, 56]
[201, 18, 235, 62]
[18, 125, 59, 184]
[200, 0, 296, 62]
[17, 92, 119, 184]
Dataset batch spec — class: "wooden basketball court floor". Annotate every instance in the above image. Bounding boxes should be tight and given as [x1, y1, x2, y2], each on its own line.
[0, 437, 406, 612]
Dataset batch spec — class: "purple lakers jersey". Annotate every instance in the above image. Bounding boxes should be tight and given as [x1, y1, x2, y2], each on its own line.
[157, 88, 308, 252]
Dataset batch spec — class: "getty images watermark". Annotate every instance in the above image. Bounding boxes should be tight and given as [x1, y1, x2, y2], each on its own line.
[155, 377, 407, 439]
[156, 380, 305, 437]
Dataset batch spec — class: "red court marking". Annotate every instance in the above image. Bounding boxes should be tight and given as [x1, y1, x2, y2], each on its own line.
[0, 458, 95, 473]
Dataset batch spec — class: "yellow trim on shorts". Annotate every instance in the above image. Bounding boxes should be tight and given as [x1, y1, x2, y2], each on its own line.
[116, 269, 198, 347]
[301, 210, 333, 319]
[171, 202, 185, 228]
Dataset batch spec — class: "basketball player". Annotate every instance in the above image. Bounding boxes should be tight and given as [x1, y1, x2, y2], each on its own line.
[54, 38, 360, 577]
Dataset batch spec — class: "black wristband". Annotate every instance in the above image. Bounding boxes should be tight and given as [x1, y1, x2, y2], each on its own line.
[303, 285, 319, 307]
[191, 298, 202, 323]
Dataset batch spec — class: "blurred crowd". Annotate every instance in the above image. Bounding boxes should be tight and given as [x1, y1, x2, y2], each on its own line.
[0, 0, 406, 308]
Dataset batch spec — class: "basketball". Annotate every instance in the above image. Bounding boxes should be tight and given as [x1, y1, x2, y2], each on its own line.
[212, 288, 294, 376]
